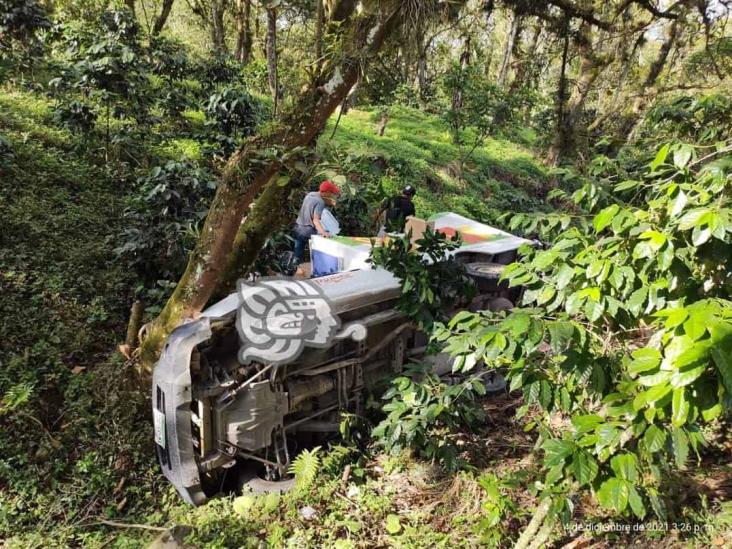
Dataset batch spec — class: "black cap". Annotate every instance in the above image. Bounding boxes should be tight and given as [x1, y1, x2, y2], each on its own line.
[402, 184, 416, 196]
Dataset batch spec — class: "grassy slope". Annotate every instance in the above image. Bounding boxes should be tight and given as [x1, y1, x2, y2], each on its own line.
[321, 105, 548, 224]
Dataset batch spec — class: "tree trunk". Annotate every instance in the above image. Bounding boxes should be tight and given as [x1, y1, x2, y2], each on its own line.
[124, 0, 136, 18]
[510, 19, 542, 93]
[617, 20, 680, 141]
[211, 0, 227, 53]
[497, 11, 521, 87]
[235, 0, 253, 64]
[315, 0, 324, 64]
[139, 1, 405, 369]
[415, 27, 427, 98]
[152, 0, 175, 35]
[451, 36, 471, 144]
[266, 5, 278, 115]
[546, 22, 602, 166]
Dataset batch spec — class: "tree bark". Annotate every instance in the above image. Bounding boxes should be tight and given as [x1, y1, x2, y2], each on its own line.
[546, 21, 603, 165]
[266, 5, 278, 115]
[235, 0, 253, 63]
[139, 1, 405, 369]
[616, 19, 680, 141]
[497, 11, 521, 88]
[450, 35, 471, 144]
[315, 0, 324, 64]
[211, 0, 227, 53]
[509, 19, 542, 93]
[152, 0, 175, 35]
[124, 0, 136, 18]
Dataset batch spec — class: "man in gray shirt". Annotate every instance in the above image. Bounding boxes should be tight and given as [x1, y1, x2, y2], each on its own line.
[292, 180, 341, 266]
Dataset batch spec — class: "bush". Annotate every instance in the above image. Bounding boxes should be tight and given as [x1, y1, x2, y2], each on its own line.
[204, 86, 264, 137]
[116, 161, 218, 285]
[53, 100, 96, 133]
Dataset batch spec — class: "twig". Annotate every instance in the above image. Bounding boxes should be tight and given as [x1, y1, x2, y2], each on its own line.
[94, 519, 167, 532]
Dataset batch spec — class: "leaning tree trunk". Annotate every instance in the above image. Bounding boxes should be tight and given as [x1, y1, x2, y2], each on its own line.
[235, 0, 253, 64]
[139, 1, 406, 370]
[266, 4, 278, 115]
[497, 11, 521, 88]
[152, 0, 175, 35]
[509, 19, 542, 93]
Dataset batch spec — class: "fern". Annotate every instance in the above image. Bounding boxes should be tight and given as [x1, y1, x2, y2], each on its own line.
[288, 446, 321, 495]
[0, 383, 34, 415]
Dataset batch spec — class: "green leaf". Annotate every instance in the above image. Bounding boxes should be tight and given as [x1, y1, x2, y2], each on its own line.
[627, 287, 648, 317]
[628, 486, 646, 519]
[597, 478, 630, 513]
[610, 453, 638, 482]
[573, 452, 599, 486]
[571, 414, 604, 434]
[672, 388, 690, 427]
[556, 264, 575, 290]
[634, 382, 672, 410]
[673, 144, 693, 169]
[711, 347, 732, 395]
[650, 143, 670, 171]
[385, 514, 402, 534]
[593, 204, 620, 233]
[628, 348, 662, 375]
[565, 292, 585, 316]
[643, 424, 667, 453]
[586, 260, 604, 279]
[672, 428, 689, 468]
[668, 189, 688, 217]
[584, 297, 605, 322]
[542, 439, 575, 467]
[548, 321, 574, 352]
[670, 363, 707, 388]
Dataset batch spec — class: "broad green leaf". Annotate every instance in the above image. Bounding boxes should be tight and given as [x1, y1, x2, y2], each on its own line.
[672, 388, 689, 426]
[573, 452, 598, 486]
[610, 453, 638, 482]
[639, 230, 666, 250]
[643, 424, 667, 453]
[586, 260, 604, 279]
[678, 209, 708, 231]
[565, 292, 585, 316]
[627, 287, 648, 317]
[614, 180, 640, 192]
[542, 439, 575, 467]
[650, 143, 670, 171]
[593, 204, 620, 233]
[597, 477, 630, 512]
[668, 189, 688, 217]
[628, 486, 646, 519]
[536, 285, 557, 306]
[672, 428, 689, 468]
[556, 264, 575, 290]
[670, 363, 707, 388]
[710, 347, 732, 395]
[628, 348, 662, 375]
[673, 144, 693, 169]
[584, 297, 605, 322]
[571, 414, 604, 433]
[548, 321, 574, 352]
[633, 382, 671, 410]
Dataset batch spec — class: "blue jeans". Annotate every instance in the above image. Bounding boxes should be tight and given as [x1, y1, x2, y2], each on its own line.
[293, 224, 317, 264]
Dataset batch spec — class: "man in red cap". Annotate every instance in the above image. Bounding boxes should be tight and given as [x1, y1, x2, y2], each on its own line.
[291, 180, 341, 268]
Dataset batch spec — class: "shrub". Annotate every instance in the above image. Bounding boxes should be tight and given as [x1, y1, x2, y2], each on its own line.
[53, 100, 96, 133]
[204, 86, 264, 137]
[116, 161, 218, 285]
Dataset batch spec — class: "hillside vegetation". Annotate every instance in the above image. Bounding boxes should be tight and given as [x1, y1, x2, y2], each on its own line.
[2, 0, 732, 547]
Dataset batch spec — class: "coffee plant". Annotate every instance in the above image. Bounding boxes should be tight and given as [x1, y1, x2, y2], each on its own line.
[436, 141, 732, 522]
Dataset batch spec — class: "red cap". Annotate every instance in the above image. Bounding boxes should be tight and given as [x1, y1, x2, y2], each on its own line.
[319, 180, 341, 194]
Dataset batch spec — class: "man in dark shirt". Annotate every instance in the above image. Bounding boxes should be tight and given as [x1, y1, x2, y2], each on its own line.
[375, 185, 416, 234]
